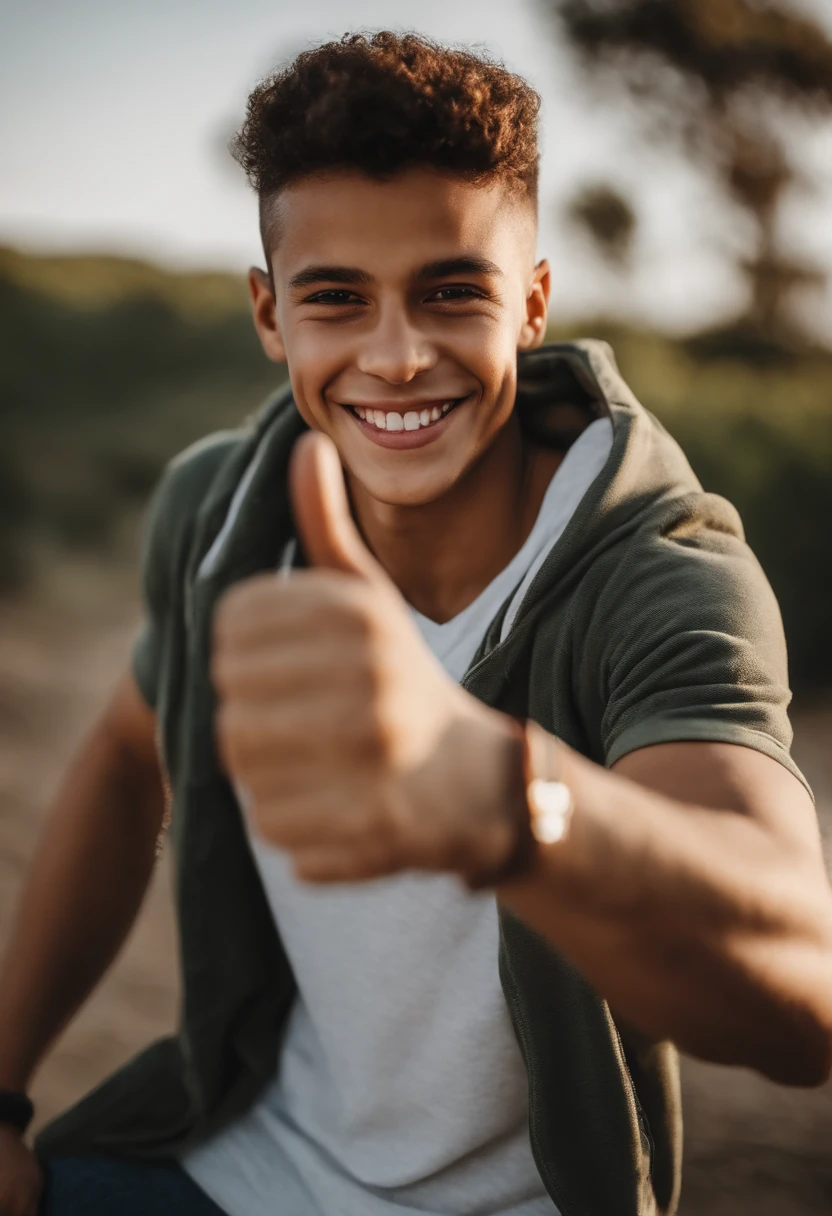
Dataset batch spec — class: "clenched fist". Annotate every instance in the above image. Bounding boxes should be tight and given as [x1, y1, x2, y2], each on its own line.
[211, 431, 525, 886]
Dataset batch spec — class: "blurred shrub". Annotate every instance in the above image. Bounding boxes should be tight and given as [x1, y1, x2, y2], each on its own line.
[0, 249, 285, 572]
[0, 450, 32, 591]
[1, 249, 829, 691]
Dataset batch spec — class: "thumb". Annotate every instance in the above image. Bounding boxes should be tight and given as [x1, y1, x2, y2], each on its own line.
[289, 430, 383, 581]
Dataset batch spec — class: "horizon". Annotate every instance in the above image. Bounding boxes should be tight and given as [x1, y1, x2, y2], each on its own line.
[3, 0, 831, 341]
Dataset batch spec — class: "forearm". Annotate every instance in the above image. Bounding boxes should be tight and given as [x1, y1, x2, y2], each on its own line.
[0, 690, 165, 1091]
[495, 736, 832, 1083]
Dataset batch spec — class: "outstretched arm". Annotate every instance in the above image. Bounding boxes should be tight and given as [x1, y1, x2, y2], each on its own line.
[213, 429, 832, 1088]
[494, 734, 832, 1086]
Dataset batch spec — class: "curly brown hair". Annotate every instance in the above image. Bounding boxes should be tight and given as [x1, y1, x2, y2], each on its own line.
[233, 31, 541, 247]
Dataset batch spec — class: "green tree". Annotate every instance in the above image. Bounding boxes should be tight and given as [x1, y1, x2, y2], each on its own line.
[549, 0, 832, 347]
[564, 182, 637, 270]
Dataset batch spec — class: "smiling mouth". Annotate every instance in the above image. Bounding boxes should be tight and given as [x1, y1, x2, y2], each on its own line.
[343, 395, 468, 432]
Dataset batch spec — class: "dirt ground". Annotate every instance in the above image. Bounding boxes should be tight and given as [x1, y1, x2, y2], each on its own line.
[1, 560, 830, 1215]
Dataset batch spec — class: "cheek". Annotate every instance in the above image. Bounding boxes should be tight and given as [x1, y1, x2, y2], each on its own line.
[283, 327, 347, 427]
[482, 371, 519, 445]
[461, 332, 519, 430]
[399, 324, 510, 438]
[452, 312, 521, 381]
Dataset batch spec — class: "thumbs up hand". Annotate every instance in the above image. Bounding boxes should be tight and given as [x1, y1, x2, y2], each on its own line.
[212, 431, 524, 886]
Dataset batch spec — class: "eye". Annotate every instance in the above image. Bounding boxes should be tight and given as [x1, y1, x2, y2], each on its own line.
[427, 285, 486, 303]
[305, 290, 364, 305]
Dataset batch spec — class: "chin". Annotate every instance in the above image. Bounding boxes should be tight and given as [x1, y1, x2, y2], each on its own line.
[356, 464, 463, 509]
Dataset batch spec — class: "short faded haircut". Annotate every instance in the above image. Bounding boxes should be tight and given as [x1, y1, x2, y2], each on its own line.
[232, 30, 541, 255]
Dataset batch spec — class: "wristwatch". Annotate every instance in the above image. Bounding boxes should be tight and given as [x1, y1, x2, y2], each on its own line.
[523, 718, 574, 846]
[0, 1089, 35, 1135]
[466, 717, 573, 890]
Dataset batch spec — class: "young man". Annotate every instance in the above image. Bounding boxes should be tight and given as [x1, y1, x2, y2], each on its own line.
[1, 30, 831, 1216]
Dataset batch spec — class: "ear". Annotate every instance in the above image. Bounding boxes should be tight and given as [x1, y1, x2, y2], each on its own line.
[248, 266, 286, 364]
[518, 259, 550, 352]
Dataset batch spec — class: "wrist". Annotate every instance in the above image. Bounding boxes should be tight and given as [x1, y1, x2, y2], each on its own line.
[464, 716, 573, 891]
[453, 711, 526, 890]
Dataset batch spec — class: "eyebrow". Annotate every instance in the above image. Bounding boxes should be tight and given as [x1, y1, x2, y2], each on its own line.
[415, 256, 504, 280]
[287, 255, 504, 293]
[288, 265, 373, 290]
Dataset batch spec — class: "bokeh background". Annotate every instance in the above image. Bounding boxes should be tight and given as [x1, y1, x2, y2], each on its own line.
[1, 1, 831, 1212]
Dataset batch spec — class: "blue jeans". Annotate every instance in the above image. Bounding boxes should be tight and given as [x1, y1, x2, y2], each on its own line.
[40, 1155, 228, 1216]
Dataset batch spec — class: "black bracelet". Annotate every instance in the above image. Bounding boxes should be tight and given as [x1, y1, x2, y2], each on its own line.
[464, 718, 537, 891]
[0, 1089, 35, 1134]
[464, 718, 573, 891]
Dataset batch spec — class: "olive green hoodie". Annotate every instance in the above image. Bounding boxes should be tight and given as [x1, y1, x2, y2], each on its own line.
[36, 341, 807, 1216]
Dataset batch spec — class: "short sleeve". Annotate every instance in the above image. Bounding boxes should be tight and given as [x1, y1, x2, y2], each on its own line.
[594, 504, 811, 795]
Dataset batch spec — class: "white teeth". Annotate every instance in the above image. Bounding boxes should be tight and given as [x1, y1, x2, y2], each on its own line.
[353, 400, 461, 431]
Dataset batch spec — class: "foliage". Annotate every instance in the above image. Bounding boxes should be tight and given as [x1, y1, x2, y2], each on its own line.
[550, 0, 832, 344]
[0, 246, 251, 317]
[563, 183, 637, 268]
[0, 248, 284, 569]
[1, 249, 829, 690]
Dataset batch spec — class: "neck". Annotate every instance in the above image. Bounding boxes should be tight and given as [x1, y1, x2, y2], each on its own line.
[346, 413, 564, 623]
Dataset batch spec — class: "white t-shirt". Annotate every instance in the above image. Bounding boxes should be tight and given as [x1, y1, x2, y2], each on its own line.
[181, 418, 613, 1216]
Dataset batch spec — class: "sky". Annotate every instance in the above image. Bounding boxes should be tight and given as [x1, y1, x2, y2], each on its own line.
[2, 0, 831, 337]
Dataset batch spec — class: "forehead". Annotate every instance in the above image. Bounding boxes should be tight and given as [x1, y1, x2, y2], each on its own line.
[268, 169, 535, 283]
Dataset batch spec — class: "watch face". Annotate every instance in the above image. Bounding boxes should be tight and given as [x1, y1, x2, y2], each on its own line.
[528, 778, 573, 844]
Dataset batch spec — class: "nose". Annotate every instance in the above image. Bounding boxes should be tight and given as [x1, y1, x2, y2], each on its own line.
[355, 301, 437, 384]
